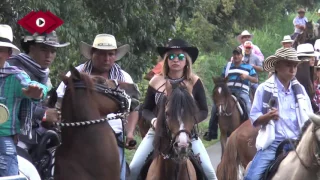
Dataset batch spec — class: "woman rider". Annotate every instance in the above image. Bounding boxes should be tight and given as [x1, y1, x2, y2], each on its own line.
[129, 39, 217, 180]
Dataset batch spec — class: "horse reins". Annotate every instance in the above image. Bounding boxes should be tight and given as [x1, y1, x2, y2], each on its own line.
[55, 80, 131, 127]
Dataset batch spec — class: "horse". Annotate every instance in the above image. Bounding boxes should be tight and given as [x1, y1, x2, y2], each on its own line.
[293, 21, 319, 49]
[212, 76, 246, 158]
[145, 80, 199, 180]
[54, 66, 140, 180]
[267, 113, 320, 180]
[216, 120, 259, 180]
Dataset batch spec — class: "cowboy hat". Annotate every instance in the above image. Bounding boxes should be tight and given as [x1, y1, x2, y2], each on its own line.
[80, 34, 130, 61]
[157, 39, 199, 64]
[237, 30, 254, 43]
[281, 35, 294, 43]
[263, 48, 300, 72]
[21, 31, 70, 48]
[318, 9, 320, 14]
[297, 43, 317, 57]
[297, 8, 306, 13]
[0, 24, 20, 55]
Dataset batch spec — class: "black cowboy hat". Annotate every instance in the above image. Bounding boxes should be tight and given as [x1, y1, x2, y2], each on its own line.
[157, 39, 199, 64]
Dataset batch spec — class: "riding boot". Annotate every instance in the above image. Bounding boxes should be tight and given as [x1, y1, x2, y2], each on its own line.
[204, 105, 218, 141]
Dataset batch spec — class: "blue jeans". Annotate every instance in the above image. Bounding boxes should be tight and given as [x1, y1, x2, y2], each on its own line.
[244, 141, 281, 180]
[117, 133, 126, 180]
[237, 91, 252, 114]
[0, 136, 18, 177]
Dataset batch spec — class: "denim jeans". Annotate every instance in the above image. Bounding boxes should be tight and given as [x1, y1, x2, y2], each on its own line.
[117, 132, 126, 180]
[0, 136, 19, 177]
[244, 141, 281, 180]
[129, 128, 217, 180]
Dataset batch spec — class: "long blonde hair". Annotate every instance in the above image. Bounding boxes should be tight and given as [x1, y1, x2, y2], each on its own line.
[162, 51, 195, 83]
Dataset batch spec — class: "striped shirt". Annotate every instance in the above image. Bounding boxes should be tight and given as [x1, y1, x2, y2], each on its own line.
[0, 64, 48, 136]
[221, 63, 256, 94]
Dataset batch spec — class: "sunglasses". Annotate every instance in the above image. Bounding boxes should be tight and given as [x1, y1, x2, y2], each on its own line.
[168, 53, 185, 61]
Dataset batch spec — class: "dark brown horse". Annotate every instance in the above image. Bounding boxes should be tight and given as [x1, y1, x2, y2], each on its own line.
[212, 76, 244, 158]
[54, 66, 140, 180]
[293, 21, 317, 49]
[216, 120, 259, 180]
[146, 80, 198, 180]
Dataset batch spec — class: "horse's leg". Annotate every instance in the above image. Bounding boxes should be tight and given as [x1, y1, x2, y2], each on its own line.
[220, 132, 227, 159]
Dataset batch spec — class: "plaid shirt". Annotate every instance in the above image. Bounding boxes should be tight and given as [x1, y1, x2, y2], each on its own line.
[0, 62, 48, 136]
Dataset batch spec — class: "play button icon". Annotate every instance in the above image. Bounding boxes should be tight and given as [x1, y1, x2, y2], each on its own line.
[36, 18, 45, 27]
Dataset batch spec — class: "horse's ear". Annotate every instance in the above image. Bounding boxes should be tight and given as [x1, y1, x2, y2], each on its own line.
[224, 76, 229, 83]
[69, 65, 81, 80]
[59, 74, 69, 85]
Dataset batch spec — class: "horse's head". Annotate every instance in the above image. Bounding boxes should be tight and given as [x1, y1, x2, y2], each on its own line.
[60, 66, 133, 122]
[212, 76, 231, 116]
[161, 79, 198, 160]
[306, 21, 314, 39]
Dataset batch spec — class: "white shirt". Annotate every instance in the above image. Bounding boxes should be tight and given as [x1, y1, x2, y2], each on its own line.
[56, 64, 134, 133]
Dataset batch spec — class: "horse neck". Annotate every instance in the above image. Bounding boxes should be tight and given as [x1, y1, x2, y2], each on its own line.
[62, 90, 101, 122]
[296, 123, 317, 167]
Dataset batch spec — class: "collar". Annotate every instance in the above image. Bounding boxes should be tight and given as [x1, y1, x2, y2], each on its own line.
[275, 76, 292, 94]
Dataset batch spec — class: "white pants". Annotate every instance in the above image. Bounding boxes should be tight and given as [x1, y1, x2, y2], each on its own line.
[129, 128, 217, 180]
[18, 155, 41, 180]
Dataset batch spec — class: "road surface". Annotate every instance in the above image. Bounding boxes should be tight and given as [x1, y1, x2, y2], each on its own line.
[206, 141, 221, 170]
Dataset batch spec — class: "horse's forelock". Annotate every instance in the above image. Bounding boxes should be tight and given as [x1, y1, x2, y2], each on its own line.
[166, 86, 198, 124]
[213, 78, 230, 100]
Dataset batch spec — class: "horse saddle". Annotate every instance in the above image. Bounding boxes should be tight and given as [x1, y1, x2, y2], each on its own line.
[231, 94, 248, 122]
[262, 139, 297, 180]
[138, 151, 208, 180]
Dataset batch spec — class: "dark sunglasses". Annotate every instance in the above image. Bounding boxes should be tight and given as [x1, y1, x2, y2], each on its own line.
[168, 53, 185, 61]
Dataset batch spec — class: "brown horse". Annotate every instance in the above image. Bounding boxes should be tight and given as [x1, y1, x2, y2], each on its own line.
[269, 113, 320, 180]
[54, 66, 140, 180]
[146, 80, 198, 180]
[212, 76, 244, 158]
[216, 120, 259, 180]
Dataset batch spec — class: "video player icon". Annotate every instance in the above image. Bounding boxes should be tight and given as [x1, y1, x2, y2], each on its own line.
[36, 18, 45, 27]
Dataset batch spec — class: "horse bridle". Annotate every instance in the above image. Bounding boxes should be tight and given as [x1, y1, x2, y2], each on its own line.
[55, 79, 131, 127]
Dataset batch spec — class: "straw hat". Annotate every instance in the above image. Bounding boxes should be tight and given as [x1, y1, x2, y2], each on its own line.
[263, 48, 300, 72]
[281, 35, 294, 43]
[296, 43, 317, 57]
[157, 39, 199, 64]
[0, 24, 20, 55]
[80, 34, 130, 61]
[237, 30, 254, 42]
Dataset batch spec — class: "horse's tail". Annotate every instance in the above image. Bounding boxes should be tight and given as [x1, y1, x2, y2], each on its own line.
[216, 129, 240, 180]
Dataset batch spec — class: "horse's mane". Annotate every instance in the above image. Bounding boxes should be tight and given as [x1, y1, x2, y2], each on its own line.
[213, 77, 231, 99]
[153, 85, 198, 157]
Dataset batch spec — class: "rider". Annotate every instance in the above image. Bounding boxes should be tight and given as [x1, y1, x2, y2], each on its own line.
[237, 30, 264, 61]
[244, 47, 313, 180]
[9, 31, 69, 155]
[129, 39, 217, 180]
[56, 34, 139, 180]
[281, 35, 294, 48]
[0, 24, 48, 177]
[292, 8, 308, 40]
[242, 41, 263, 92]
[204, 47, 258, 141]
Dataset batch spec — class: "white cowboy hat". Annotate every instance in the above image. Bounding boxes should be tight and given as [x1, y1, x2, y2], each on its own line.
[263, 48, 300, 72]
[281, 35, 294, 43]
[0, 24, 20, 55]
[80, 34, 130, 61]
[297, 43, 317, 57]
[237, 30, 254, 42]
[315, 39, 320, 51]
[317, 9, 320, 14]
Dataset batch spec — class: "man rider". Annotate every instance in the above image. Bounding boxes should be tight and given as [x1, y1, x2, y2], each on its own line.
[204, 47, 258, 141]
[292, 8, 308, 40]
[237, 30, 264, 61]
[9, 31, 69, 157]
[56, 34, 139, 180]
